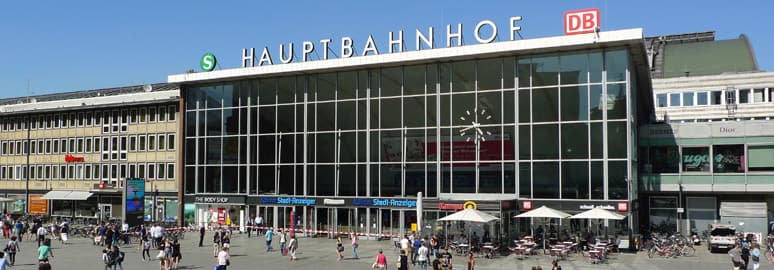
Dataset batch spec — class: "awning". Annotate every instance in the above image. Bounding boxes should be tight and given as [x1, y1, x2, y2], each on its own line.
[42, 190, 94, 201]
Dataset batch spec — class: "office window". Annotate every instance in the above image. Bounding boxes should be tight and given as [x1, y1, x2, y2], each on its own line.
[37, 140, 43, 154]
[149, 107, 157, 122]
[167, 163, 174, 179]
[60, 165, 66, 179]
[159, 106, 167, 122]
[69, 113, 76, 127]
[52, 140, 58, 154]
[15, 141, 21, 155]
[94, 137, 101, 152]
[138, 164, 146, 179]
[737, 89, 749, 104]
[77, 138, 84, 153]
[139, 135, 146, 151]
[697, 92, 708, 105]
[85, 138, 92, 153]
[669, 93, 680, 107]
[749, 145, 774, 171]
[711, 91, 723, 105]
[120, 164, 127, 179]
[129, 136, 137, 152]
[158, 135, 166, 150]
[111, 164, 117, 179]
[139, 108, 147, 122]
[753, 88, 765, 103]
[168, 134, 176, 150]
[93, 111, 101, 125]
[68, 138, 75, 153]
[77, 112, 84, 126]
[656, 94, 667, 107]
[130, 109, 137, 123]
[30, 140, 37, 154]
[769, 88, 774, 102]
[31, 117, 37, 130]
[157, 163, 165, 179]
[168, 105, 177, 121]
[45, 140, 51, 154]
[149, 135, 156, 151]
[129, 164, 136, 178]
[86, 112, 92, 126]
[61, 114, 68, 128]
[148, 163, 156, 179]
[683, 92, 694, 106]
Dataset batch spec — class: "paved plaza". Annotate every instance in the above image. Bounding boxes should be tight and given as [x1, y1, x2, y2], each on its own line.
[2, 232, 749, 270]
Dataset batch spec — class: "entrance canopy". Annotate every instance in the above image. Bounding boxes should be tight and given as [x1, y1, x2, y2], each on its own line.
[42, 190, 94, 201]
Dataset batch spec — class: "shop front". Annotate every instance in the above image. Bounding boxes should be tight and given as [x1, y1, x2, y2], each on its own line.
[189, 195, 246, 229]
[517, 199, 633, 240]
[425, 199, 518, 244]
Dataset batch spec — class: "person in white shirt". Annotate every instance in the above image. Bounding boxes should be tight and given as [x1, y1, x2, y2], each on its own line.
[37, 225, 48, 247]
[216, 246, 230, 270]
[400, 234, 410, 257]
[417, 241, 429, 270]
[255, 216, 263, 235]
[121, 222, 129, 233]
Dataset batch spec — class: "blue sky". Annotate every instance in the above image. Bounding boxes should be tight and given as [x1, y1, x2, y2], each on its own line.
[1, 1, 771, 98]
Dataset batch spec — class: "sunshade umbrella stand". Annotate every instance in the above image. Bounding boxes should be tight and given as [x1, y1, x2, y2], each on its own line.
[514, 206, 572, 255]
[438, 208, 500, 253]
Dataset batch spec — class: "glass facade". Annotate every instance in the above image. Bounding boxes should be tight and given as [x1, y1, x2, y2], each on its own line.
[183, 48, 634, 201]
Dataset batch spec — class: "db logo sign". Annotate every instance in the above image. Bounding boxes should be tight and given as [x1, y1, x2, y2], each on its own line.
[564, 8, 600, 35]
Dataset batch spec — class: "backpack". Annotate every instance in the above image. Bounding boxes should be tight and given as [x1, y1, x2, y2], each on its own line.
[144, 240, 151, 249]
[5, 241, 16, 252]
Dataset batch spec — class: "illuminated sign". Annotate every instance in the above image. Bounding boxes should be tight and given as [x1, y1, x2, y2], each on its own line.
[259, 197, 317, 206]
[241, 16, 524, 67]
[125, 178, 145, 227]
[64, 154, 85, 163]
[353, 198, 417, 208]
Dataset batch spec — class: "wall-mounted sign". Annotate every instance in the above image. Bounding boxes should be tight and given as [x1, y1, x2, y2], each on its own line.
[579, 204, 615, 210]
[522, 200, 533, 210]
[463, 201, 477, 210]
[564, 8, 600, 35]
[617, 202, 628, 212]
[352, 198, 417, 208]
[64, 154, 84, 163]
[259, 197, 317, 206]
[323, 199, 345, 206]
[125, 178, 145, 227]
[241, 16, 524, 68]
[29, 194, 48, 214]
[194, 195, 246, 204]
[439, 203, 464, 211]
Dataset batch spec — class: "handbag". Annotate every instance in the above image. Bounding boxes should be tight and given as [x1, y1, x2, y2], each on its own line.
[396, 262, 402, 269]
[337, 246, 344, 252]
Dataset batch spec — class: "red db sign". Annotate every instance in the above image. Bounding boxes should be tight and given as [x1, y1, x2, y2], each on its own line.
[564, 8, 600, 35]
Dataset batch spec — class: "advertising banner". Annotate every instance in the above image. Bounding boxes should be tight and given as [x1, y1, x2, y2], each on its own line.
[125, 179, 145, 227]
[29, 194, 48, 214]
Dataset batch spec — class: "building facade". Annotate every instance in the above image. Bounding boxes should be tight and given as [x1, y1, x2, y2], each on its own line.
[641, 32, 774, 236]
[0, 84, 181, 223]
[172, 28, 652, 239]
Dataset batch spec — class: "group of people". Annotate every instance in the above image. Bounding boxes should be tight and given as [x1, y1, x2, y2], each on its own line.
[728, 234, 762, 270]
[371, 233, 461, 270]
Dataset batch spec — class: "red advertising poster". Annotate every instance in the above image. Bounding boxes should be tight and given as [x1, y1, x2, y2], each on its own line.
[217, 208, 226, 224]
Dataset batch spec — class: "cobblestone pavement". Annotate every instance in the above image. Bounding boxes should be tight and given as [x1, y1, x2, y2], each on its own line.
[2, 232, 747, 270]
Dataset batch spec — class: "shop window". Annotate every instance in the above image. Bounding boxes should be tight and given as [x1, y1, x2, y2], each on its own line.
[713, 144, 745, 173]
[646, 146, 679, 173]
[649, 197, 678, 233]
[748, 145, 774, 171]
[682, 147, 711, 172]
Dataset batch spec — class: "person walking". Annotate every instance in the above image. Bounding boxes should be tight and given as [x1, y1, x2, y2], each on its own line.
[255, 215, 263, 236]
[551, 260, 562, 270]
[374, 249, 387, 270]
[171, 239, 181, 270]
[140, 236, 152, 262]
[107, 245, 125, 270]
[59, 222, 69, 245]
[0, 253, 10, 270]
[198, 225, 205, 247]
[417, 241, 429, 270]
[265, 227, 273, 252]
[38, 238, 54, 263]
[36, 224, 47, 247]
[14, 220, 22, 242]
[729, 243, 744, 270]
[467, 253, 475, 270]
[430, 235, 439, 258]
[279, 229, 287, 256]
[105, 227, 114, 248]
[741, 240, 751, 270]
[397, 250, 408, 270]
[212, 230, 221, 257]
[5, 236, 19, 266]
[288, 235, 298, 261]
[400, 235, 410, 259]
[216, 246, 230, 270]
[335, 235, 344, 261]
[751, 242, 761, 270]
[351, 232, 359, 259]
[412, 237, 421, 265]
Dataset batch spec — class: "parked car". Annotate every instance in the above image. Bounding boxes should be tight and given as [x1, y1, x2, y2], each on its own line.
[707, 223, 736, 253]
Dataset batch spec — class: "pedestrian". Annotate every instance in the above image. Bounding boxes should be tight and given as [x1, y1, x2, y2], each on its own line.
[198, 225, 205, 247]
[14, 220, 22, 242]
[439, 247, 453, 270]
[5, 236, 19, 266]
[467, 253, 475, 270]
[140, 236, 152, 262]
[213, 230, 221, 257]
[351, 231, 359, 259]
[417, 241, 429, 270]
[751, 242, 761, 270]
[36, 224, 47, 247]
[39, 261, 52, 270]
[397, 249, 408, 270]
[729, 243, 744, 270]
[140, 224, 147, 240]
[0, 253, 10, 270]
[400, 234, 410, 258]
[216, 246, 230, 270]
[171, 239, 181, 270]
[288, 235, 298, 261]
[105, 227, 114, 248]
[412, 236, 421, 265]
[430, 235, 439, 258]
[741, 240, 751, 270]
[374, 249, 387, 270]
[59, 222, 69, 245]
[265, 227, 273, 252]
[37, 238, 54, 263]
[255, 215, 263, 235]
[551, 260, 562, 270]
[107, 245, 125, 270]
[336, 235, 344, 261]
[279, 229, 287, 256]
[98, 224, 106, 246]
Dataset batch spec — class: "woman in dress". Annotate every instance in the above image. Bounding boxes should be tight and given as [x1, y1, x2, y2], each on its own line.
[335, 235, 344, 261]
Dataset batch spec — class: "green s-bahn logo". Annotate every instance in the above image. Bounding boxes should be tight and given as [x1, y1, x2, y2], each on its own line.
[200, 53, 217, 72]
